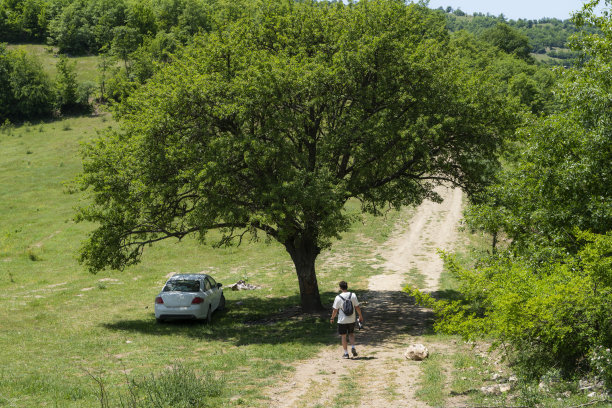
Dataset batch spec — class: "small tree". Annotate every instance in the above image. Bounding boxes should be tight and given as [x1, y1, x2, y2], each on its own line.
[111, 25, 140, 77]
[55, 54, 79, 113]
[76, 0, 518, 312]
[96, 51, 114, 102]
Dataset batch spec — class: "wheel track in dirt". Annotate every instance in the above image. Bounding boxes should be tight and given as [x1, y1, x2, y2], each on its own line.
[266, 186, 464, 408]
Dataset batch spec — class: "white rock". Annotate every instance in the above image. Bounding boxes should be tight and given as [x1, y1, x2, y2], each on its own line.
[481, 383, 511, 395]
[481, 385, 501, 395]
[509, 375, 518, 383]
[492, 373, 502, 381]
[404, 344, 429, 361]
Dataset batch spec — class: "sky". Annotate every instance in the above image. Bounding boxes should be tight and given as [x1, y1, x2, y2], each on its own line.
[425, 0, 603, 20]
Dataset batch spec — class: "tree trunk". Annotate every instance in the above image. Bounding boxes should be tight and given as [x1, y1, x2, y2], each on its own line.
[284, 237, 324, 313]
[492, 230, 498, 254]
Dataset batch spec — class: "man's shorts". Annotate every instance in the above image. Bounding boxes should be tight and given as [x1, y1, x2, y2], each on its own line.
[338, 322, 355, 335]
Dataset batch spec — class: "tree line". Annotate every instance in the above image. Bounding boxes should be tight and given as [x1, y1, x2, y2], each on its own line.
[0, 0, 247, 121]
[0, 0, 234, 54]
[1, 0, 594, 56]
[1, 0, 560, 121]
[437, 7, 599, 63]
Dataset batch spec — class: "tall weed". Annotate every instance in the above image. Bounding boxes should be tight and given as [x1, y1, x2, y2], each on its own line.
[93, 364, 224, 408]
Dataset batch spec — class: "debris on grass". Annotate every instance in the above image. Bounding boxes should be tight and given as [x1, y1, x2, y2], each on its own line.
[230, 280, 261, 291]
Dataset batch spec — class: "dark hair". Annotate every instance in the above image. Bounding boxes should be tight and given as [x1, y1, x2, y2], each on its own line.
[339, 281, 348, 290]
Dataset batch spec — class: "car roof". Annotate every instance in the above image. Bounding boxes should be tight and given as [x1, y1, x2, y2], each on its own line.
[166, 273, 211, 281]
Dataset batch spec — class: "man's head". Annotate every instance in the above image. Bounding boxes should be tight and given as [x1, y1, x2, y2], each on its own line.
[339, 281, 348, 290]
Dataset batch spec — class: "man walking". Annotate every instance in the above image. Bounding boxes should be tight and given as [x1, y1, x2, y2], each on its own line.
[330, 281, 364, 358]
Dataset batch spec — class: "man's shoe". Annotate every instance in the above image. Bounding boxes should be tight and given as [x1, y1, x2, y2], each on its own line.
[342, 352, 350, 359]
[351, 347, 358, 357]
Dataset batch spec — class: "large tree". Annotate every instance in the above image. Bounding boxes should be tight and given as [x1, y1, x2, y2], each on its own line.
[76, 0, 517, 312]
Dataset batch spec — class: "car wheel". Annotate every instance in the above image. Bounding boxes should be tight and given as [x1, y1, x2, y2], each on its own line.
[218, 294, 226, 311]
[156, 317, 164, 324]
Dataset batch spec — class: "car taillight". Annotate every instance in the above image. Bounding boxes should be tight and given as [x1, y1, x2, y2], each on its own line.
[155, 296, 164, 304]
[191, 297, 204, 304]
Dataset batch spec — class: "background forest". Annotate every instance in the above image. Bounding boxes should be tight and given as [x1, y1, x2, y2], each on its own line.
[0, 0, 596, 122]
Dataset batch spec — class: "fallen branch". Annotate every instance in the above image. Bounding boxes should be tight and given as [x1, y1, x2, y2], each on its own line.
[457, 405, 528, 408]
[457, 398, 611, 408]
[567, 400, 612, 408]
[458, 399, 612, 408]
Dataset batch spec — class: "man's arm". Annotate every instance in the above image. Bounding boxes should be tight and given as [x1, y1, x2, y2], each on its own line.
[355, 305, 364, 322]
[330, 308, 338, 323]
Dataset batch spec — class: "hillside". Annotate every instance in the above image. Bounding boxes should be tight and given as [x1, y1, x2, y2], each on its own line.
[438, 9, 594, 65]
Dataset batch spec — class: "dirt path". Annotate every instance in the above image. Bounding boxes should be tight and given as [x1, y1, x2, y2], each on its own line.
[266, 186, 464, 408]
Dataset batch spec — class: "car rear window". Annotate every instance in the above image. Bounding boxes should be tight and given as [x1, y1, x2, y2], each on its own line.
[163, 280, 200, 292]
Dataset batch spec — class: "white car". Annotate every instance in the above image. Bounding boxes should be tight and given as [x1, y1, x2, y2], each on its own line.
[155, 274, 225, 323]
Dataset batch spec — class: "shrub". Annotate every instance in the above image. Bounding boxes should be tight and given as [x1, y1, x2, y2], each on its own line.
[135, 364, 224, 407]
[77, 81, 97, 107]
[0, 44, 55, 121]
[590, 346, 612, 389]
[94, 364, 224, 408]
[0, 119, 13, 135]
[408, 231, 612, 384]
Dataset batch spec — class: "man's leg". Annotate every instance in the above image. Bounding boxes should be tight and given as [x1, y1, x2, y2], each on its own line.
[349, 332, 358, 357]
[341, 333, 348, 352]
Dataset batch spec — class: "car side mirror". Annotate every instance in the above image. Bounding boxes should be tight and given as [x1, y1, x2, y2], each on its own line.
[217, 283, 222, 288]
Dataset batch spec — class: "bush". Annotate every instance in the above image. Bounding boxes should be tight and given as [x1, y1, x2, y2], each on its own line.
[77, 81, 97, 107]
[590, 346, 612, 390]
[0, 45, 55, 121]
[94, 364, 224, 408]
[408, 231, 612, 384]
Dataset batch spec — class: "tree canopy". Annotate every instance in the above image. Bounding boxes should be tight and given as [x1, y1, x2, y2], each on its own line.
[76, 0, 518, 312]
[482, 23, 534, 63]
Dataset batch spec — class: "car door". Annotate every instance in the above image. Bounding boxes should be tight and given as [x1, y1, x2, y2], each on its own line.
[200, 277, 212, 313]
[205, 276, 220, 311]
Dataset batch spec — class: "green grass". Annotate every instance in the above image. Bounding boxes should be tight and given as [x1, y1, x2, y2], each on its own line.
[331, 365, 363, 408]
[6, 44, 101, 83]
[0, 115, 404, 407]
[415, 353, 447, 407]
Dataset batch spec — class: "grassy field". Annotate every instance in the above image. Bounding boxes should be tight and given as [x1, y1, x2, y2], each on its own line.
[0, 114, 402, 407]
[6, 44, 100, 83]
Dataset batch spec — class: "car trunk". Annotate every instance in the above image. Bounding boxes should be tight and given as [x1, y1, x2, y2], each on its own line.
[161, 292, 199, 307]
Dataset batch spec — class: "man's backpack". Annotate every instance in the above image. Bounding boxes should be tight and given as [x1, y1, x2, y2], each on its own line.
[341, 293, 354, 316]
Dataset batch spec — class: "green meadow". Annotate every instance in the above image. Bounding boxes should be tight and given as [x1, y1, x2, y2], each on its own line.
[0, 115, 402, 407]
[6, 44, 101, 83]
